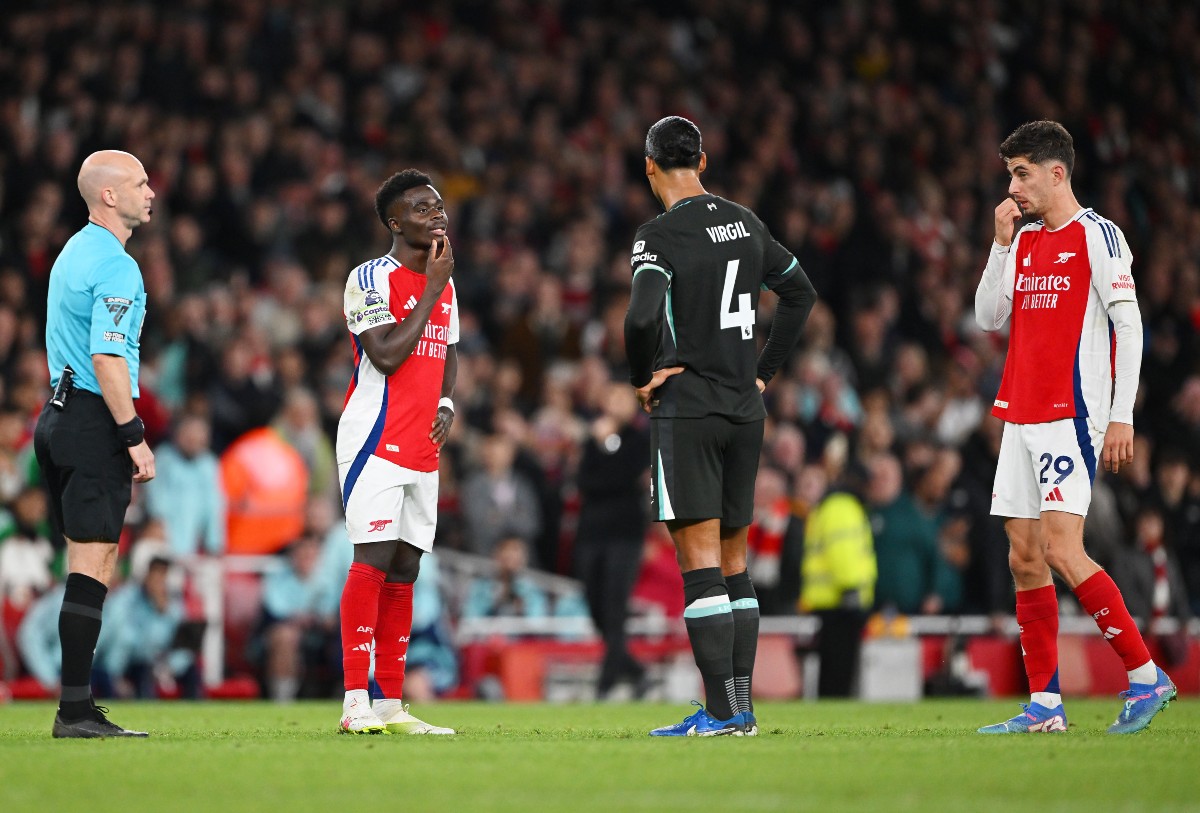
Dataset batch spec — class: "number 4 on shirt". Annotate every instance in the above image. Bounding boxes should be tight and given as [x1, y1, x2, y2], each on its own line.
[720, 260, 754, 339]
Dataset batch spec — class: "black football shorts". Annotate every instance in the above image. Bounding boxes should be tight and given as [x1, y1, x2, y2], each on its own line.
[649, 415, 763, 527]
[34, 391, 134, 543]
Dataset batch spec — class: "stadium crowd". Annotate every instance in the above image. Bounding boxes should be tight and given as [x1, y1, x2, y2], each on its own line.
[1, 0, 1198, 698]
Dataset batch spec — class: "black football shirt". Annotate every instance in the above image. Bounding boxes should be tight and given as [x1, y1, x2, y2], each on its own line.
[626, 193, 802, 421]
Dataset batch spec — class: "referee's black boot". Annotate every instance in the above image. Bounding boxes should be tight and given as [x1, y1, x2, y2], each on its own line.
[52, 702, 148, 738]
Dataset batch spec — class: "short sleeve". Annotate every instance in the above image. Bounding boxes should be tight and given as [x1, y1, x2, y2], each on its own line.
[447, 280, 460, 345]
[752, 213, 799, 291]
[1086, 219, 1136, 307]
[345, 267, 397, 336]
[630, 224, 674, 282]
[761, 243, 800, 291]
[89, 256, 142, 355]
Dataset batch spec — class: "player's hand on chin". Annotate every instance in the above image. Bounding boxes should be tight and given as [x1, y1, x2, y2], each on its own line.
[427, 236, 454, 289]
[1102, 421, 1134, 474]
[636, 366, 685, 413]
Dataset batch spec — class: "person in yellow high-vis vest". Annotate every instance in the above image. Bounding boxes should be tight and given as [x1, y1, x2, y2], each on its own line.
[800, 487, 876, 698]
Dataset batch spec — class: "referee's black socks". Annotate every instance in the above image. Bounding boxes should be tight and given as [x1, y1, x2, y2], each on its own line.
[682, 567, 737, 721]
[58, 572, 108, 721]
[725, 570, 759, 715]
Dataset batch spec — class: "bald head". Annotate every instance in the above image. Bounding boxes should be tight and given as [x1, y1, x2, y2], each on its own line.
[76, 150, 154, 241]
[78, 150, 144, 207]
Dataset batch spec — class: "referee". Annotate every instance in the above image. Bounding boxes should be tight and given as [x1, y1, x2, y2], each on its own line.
[626, 117, 816, 737]
[34, 150, 156, 738]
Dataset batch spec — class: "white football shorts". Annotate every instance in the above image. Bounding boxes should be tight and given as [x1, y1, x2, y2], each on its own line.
[991, 417, 1104, 519]
[339, 455, 439, 551]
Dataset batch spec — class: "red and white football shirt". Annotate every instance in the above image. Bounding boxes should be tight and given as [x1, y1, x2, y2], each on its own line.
[991, 208, 1136, 425]
[337, 254, 458, 483]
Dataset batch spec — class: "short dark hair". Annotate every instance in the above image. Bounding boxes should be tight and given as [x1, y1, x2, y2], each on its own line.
[999, 120, 1075, 177]
[645, 116, 702, 170]
[375, 169, 434, 227]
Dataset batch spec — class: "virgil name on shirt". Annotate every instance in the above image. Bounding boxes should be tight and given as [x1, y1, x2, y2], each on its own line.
[625, 194, 809, 420]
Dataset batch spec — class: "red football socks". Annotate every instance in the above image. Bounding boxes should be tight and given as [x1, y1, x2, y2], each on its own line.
[373, 582, 414, 700]
[340, 562, 386, 691]
[1016, 585, 1060, 694]
[1074, 570, 1152, 671]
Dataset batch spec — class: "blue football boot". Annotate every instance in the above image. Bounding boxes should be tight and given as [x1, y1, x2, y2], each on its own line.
[977, 701, 1067, 734]
[741, 710, 758, 737]
[649, 701, 745, 737]
[1107, 667, 1177, 734]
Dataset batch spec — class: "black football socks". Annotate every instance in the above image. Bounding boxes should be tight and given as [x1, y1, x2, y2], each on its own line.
[725, 570, 759, 715]
[58, 572, 108, 721]
[682, 567, 737, 721]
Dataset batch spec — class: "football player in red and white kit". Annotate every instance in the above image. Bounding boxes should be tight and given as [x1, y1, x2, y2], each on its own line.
[975, 121, 1175, 734]
[336, 169, 457, 735]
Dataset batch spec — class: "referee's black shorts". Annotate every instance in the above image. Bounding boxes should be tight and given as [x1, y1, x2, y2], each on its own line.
[33, 391, 134, 543]
[649, 415, 764, 527]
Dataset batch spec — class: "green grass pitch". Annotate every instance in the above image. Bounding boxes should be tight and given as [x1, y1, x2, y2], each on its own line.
[2, 699, 1198, 812]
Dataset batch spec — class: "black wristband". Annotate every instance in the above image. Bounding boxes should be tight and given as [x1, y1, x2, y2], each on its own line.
[116, 416, 145, 447]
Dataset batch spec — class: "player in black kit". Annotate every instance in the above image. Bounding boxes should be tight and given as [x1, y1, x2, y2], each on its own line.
[626, 116, 816, 736]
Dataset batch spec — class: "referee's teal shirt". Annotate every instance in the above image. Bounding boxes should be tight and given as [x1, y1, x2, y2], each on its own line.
[45, 223, 147, 397]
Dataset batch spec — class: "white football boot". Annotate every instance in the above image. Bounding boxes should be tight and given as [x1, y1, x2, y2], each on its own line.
[339, 691, 388, 734]
[374, 700, 455, 735]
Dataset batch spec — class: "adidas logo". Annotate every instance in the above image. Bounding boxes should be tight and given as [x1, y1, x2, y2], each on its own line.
[1104, 626, 1123, 639]
[404, 295, 418, 311]
[1044, 487, 1065, 502]
[351, 643, 372, 653]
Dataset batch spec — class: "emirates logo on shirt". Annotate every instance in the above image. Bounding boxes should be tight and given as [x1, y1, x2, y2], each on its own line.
[1016, 273, 1071, 292]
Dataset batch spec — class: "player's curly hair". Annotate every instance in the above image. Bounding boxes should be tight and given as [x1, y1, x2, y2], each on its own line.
[645, 116, 702, 171]
[1000, 121, 1075, 177]
[375, 169, 434, 228]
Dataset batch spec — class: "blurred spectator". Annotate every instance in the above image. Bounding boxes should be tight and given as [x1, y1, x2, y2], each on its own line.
[0, 486, 54, 609]
[1112, 506, 1191, 625]
[404, 552, 459, 702]
[220, 426, 309, 555]
[574, 382, 649, 698]
[462, 536, 549, 621]
[208, 338, 280, 452]
[271, 387, 337, 500]
[630, 523, 685, 619]
[746, 466, 791, 613]
[799, 469, 876, 698]
[258, 532, 341, 701]
[144, 413, 225, 557]
[0, 407, 32, 504]
[99, 554, 200, 700]
[774, 462, 832, 613]
[952, 415, 1012, 615]
[501, 274, 583, 409]
[460, 434, 542, 559]
[934, 350, 985, 446]
[16, 583, 69, 693]
[866, 453, 941, 615]
[917, 448, 966, 613]
[1148, 448, 1200, 613]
